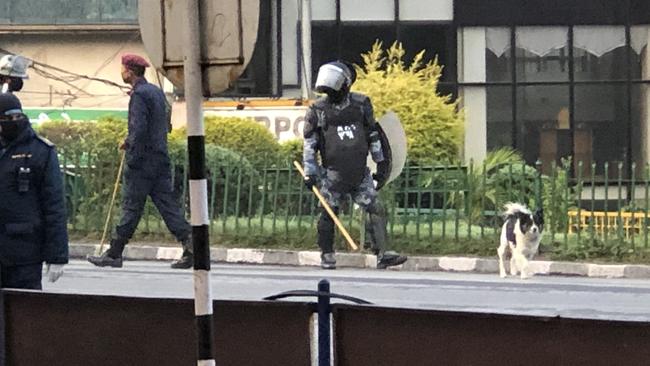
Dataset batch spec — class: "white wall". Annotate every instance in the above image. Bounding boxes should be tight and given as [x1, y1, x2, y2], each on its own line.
[3, 32, 156, 109]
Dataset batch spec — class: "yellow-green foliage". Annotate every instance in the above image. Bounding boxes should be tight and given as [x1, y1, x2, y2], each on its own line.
[278, 139, 304, 164]
[352, 41, 464, 164]
[36, 116, 127, 156]
[170, 116, 280, 166]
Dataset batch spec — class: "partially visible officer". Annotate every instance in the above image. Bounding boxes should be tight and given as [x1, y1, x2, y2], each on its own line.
[0, 93, 68, 289]
[88, 54, 192, 269]
[0, 54, 31, 93]
[303, 60, 407, 270]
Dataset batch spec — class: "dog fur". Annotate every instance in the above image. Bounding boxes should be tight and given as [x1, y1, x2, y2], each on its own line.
[497, 203, 544, 279]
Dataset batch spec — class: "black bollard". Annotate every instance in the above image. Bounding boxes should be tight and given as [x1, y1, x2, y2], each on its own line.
[318, 279, 331, 366]
[263, 279, 370, 365]
[0, 275, 4, 366]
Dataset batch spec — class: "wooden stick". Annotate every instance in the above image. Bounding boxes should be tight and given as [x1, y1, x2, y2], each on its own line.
[98, 151, 126, 254]
[293, 161, 359, 251]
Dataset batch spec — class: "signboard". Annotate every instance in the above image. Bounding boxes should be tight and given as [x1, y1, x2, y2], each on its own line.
[24, 108, 127, 124]
[138, 0, 260, 96]
[205, 106, 308, 142]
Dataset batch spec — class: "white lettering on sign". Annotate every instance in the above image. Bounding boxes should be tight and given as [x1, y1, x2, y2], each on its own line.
[204, 107, 308, 142]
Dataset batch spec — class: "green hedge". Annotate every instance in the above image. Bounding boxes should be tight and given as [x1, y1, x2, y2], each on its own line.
[170, 116, 281, 166]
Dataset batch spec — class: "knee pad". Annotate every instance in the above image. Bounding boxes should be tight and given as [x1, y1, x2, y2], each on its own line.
[366, 201, 386, 217]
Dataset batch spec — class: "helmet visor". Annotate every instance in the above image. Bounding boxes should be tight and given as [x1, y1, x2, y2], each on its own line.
[315, 64, 347, 93]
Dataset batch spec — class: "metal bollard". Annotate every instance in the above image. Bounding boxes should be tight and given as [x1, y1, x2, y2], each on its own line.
[317, 279, 331, 366]
[0, 279, 4, 366]
[263, 279, 371, 366]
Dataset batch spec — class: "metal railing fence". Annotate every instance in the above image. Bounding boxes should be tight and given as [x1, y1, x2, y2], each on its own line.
[61, 153, 650, 254]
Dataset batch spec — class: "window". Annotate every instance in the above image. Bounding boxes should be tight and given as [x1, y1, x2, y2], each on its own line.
[0, 0, 138, 25]
[311, 21, 341, 84]
[400, 24, 454, 82]
[573, 26, 627, 82]
[515, 27, 569, 82]
[574, 84, 628, 178]
[307, 2, 457, 99]
[340, 23, 396, 66]
[486, 27, 512, 83]
[516, 85, 570, 168]
[311, 21, 455, 94]
[486, 86, 513, 150]
[631, 26, 650, 81]
[465, 25, 650, 179]
[218, 0, 278, 96]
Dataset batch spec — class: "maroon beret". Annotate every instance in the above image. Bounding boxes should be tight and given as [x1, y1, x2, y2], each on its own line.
[121, 54, 150, 69]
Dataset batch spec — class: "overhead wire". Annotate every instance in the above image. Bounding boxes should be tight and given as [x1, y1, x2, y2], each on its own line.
[0, 46, 131, 94]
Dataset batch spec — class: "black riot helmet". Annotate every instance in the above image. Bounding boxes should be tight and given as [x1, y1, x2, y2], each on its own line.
[314, 60, 356, 102]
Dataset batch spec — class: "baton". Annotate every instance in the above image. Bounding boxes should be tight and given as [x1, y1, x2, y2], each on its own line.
[98, 151, 126, 254]
[293, 161, 359, 251]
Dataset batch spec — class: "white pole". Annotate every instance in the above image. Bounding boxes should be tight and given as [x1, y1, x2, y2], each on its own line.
[300, 0, 313, 100]
[183, 1, 215, 365]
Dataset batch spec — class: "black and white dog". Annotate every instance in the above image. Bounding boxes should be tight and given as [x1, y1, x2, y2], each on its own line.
[497, 203, 544, 279]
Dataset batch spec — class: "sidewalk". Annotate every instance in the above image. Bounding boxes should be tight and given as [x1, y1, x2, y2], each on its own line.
[70, 241, 650, 279]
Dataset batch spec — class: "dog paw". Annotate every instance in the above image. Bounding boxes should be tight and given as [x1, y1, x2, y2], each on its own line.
[499, 272, 507, 278]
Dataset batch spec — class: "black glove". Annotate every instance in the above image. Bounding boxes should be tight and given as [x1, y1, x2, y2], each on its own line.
[304, 174, 319, 190]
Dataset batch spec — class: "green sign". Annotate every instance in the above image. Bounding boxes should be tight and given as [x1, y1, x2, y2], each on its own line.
[24, 108, 128, 124]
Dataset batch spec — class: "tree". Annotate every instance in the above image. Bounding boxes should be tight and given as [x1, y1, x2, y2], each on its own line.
[352, 41, 464, 164]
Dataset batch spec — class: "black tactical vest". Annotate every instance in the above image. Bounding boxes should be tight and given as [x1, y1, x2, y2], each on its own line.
[319, 98, 369, 187]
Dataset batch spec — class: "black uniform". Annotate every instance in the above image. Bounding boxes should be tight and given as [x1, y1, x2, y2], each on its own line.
[0, 125, 69, 289]
[304, 60, 407, 269]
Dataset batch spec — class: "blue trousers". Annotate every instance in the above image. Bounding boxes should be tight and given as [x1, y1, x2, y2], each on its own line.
[1, 263, 43, 290]
[114, 167, 191, 248]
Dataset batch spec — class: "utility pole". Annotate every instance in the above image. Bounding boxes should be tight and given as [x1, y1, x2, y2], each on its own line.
[183, 1, 216, 365]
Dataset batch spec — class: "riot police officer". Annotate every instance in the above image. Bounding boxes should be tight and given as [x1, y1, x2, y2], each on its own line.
[0, 93, 68, 289]
[0, 54, 31, 93]
[303, 61, 407, 269]
[87, 54, 192, 269]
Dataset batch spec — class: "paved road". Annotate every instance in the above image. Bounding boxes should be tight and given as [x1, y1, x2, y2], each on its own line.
[42, 260, 650, 322]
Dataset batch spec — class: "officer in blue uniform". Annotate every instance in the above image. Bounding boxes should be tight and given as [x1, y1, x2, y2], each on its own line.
[88, 54, 192, 269]
[0, 93, 68, 289]
[303, 61, 407, 270]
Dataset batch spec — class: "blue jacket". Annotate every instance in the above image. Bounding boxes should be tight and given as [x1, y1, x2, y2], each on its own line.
[125, 78, 171, 174]
[0, 126, 69, 266]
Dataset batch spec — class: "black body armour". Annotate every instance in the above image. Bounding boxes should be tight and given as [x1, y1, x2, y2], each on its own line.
[319, 99, 368, 188]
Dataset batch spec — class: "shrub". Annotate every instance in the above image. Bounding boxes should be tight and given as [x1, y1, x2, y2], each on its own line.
[352, 41, 464, 164]
[278, 139, 304, 165]
[37, 117, 128, 231]
[170, 116, 280, 166]
[168, 139, 261, 216]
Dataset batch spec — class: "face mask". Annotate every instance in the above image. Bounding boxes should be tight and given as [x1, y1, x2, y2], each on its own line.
[0, 118, 28, 141]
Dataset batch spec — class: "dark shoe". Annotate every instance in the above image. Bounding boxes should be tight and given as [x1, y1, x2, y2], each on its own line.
[377, 251, 407, 269]
[87, 252, 123, 268]
[321, 252, 336, 270]
[171, 250, 193, 269]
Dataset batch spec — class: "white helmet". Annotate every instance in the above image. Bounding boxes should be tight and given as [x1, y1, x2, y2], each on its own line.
[0, 55, 31, 79]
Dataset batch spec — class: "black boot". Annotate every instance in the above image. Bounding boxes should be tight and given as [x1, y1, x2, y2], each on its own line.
[87, 251, 123, 268]
[87, 238, 126, 268]
[171, 237, 193, 269]
[377, 251, 408, 269]
[320, 252, 337, 270]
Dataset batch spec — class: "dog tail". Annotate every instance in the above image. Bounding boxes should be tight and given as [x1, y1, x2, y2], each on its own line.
[502, 202, 531, 217]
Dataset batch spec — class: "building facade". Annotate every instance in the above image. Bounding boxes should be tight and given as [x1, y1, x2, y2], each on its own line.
[2, 0, 650, 178]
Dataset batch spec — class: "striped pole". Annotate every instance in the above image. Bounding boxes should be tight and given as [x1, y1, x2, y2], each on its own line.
[183, 1, 215, 365]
